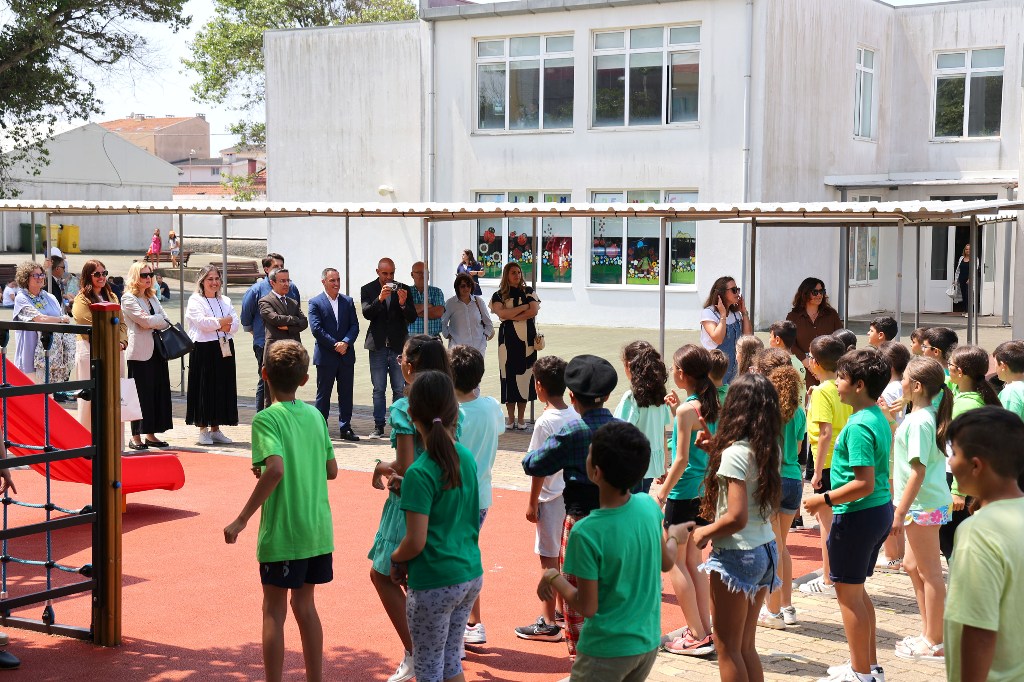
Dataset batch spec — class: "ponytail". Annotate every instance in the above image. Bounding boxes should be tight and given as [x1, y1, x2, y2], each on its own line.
[424, 418, 461, 490]
[673, 344, 720, 424]
[695, 376, 720, 425]
[934, 385, 953, 451]
[407, 370, 462, 490]
[975, 374, 1001, 407]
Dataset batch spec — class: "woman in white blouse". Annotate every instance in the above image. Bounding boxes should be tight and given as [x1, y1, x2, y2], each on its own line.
[440, 273, 494, 356]
[185, 265, 240, 446]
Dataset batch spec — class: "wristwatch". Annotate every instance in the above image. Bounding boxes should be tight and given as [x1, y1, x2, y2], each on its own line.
[823, 492, 834, 507]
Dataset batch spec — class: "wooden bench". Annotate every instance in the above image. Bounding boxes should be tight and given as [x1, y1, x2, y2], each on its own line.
[143, 251, 192, 267]
[210, 260, 263, 285]
[0, 264, 16, 285]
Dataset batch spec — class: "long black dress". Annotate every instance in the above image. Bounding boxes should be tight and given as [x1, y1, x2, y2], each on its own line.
[491, 286, 539, 404]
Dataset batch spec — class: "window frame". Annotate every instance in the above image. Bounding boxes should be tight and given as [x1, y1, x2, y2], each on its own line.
[931, 46, 1005, 140]
[853, 46, 877, 141]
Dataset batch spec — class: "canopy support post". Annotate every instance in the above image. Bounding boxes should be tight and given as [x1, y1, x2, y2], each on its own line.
[968, 215, 978, 344]
[659, 217, 667, 360]
[894, 221, 904, 340]
[749, 217, 757, 330]
[178, 213, 186, 396]
[915, 225, 921, 331]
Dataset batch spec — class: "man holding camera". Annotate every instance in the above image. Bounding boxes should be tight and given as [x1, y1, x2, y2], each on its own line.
[360, 257, 417, 438]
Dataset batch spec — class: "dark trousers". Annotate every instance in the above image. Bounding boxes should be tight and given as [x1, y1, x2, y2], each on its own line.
[253, 344, 266, 412]
[940, 472, 972, 563]
[316, 361, 355, 432]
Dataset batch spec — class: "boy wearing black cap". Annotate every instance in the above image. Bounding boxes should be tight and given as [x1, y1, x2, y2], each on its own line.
[522, 354, 620, 663]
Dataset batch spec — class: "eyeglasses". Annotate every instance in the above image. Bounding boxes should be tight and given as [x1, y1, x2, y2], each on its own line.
[275, 278, 291, 283]
[727, 286, 741, 294]
[921, 344, 934, 352]
[810, 288, 826, 296]
[139, 272, 153, 279]
[92, 270, 109, 277]
[30, 273, 46, 279]
[458, 282, 471, 288]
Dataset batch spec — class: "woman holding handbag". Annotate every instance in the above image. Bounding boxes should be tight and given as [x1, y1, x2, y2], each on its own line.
[441, 273, 494, 356]
[490, 262, 540, 431]
[121, 261, 174, 450]
[185, 265, 240, 446]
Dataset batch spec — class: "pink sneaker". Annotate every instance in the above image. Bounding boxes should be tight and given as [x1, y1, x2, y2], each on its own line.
[663, 627, 715, 656]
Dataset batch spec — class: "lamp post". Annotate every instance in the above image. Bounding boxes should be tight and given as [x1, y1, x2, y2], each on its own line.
[188, 148, 195, 187]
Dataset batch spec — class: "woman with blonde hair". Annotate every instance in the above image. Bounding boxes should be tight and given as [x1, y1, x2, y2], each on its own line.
[121, 261, 173, 450]
[489, 262, 540, 430]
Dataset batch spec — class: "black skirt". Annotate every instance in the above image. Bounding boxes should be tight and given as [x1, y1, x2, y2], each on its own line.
[127, 352, 173, 436]
[186, 339, 239, 426]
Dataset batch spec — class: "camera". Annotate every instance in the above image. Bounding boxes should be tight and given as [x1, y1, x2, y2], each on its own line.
[384, 282, 399, 291]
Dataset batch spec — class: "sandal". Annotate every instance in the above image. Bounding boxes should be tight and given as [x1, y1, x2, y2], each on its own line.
[895, 636, 944, 663]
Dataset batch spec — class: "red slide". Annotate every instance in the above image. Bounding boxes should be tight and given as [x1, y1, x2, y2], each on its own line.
[1, 358, 185, 496]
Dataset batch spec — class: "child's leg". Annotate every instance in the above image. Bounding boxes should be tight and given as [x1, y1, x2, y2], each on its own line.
[407, 586, 451, 682]
[906, 522, 945, 646]
[817, 507, 834, 584]
[741, 588, 768, 682]
[289, 583, 324, 682]
[685, 537, 712, 634]
[539, 555, 560, 623]
[261, 585, 289, 682]
[667, 526, 710, 639]
[901, 524, 927, 635]
[835, 583, 877, 675]
[443, 577, 483, 682]
[709, 573, 762, 682]
[370, 567, 413, 652]
[560, 514, 584, 659]
[766, 512, 795, 613]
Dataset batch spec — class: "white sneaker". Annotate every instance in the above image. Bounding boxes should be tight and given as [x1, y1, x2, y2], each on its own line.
[197, 429, 213, 446]
[781, 605, 798, 625]
[757, 606, 786, 630]
[210, 430, 234, 444]
[799, 576, 837, 598]
[387, 651, 414, 682]
[824, 662, 885, 682]
[464, 622, 487, 644]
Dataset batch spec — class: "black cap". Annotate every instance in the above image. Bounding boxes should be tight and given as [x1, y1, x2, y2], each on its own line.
[564, 354, 617, 399]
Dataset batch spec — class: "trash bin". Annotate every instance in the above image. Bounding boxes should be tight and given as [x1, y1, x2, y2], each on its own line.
[18, 223, 45, 253]
[45, 224, 62, 253]
[59, 224, 80, 254]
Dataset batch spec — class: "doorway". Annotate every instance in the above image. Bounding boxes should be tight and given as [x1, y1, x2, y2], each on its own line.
[923, 195, 996, 314]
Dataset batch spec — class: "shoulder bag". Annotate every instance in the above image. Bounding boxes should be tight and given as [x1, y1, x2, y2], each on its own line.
[149, 299, 193, 360]
[473, 296, 495, 341]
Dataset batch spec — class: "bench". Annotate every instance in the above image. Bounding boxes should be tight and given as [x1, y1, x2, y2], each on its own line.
[143, 251, 192, 267]
[0, 264, 16, 286]
[210, 260, 262, 285]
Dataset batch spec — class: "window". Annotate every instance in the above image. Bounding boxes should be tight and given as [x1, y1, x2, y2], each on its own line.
[854, 47, 876, 139]
[211, 167, 221, 176]
[476, 36, 574, 131]
[590, 190, 697, 286]
[934, 48, 1004, 138]
[475, 192, 573, 283]
[592, 25, 700, 127]
[849, 196, 880, 285]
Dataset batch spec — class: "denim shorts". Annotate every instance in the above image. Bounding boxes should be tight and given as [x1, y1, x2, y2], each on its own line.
[780, 477, 804, 515]
[699, 541, 781, 601]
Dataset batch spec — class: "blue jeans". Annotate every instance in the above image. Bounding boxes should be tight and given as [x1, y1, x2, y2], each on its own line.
[369, 348, 404, 427]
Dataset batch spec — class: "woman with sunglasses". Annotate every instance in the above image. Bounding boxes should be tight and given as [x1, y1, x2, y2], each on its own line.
[441, 273, 493, 356]
[699, 276, 752, 384]
[71, 260, 128, 430]
[11, 261, 72, 380]
[785, 277, 843, 387]
[121, 261, 174, 450]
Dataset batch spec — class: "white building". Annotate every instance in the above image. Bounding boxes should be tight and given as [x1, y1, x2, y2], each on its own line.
[265, 0, 1022, 329]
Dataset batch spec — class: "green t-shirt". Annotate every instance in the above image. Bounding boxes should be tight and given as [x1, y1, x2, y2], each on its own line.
[669, 396, 717, 500]
[952, 391, 986, 419]
[945, 498, 1024, 682]
[713, 440, 776, 550]
[999, 381, 1024, 419]
[892, 407, 952, 512]
[780, 407, 807, 480]
[717, 384, 729, 404]
[562, 493, 663, 658]
[808, 380, 852, 469]
[251, 400, 336, 563]
[400, 443, 482, 591]
[789, 353, 807, 399]
[829, 405, 892, 514]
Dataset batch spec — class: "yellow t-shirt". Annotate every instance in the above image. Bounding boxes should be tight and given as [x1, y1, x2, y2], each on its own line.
[807, 379, 852, 469]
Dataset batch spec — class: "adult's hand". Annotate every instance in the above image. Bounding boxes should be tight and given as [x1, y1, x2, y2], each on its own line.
[396, 288, 408, 306]
[715, 296, 728, 319]
[335, 341, 349, 355]
[378, 287, 392, 303]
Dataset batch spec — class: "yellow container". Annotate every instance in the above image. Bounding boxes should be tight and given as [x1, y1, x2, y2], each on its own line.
[59, 223, 80, 253]
[45, 224, 62, 252]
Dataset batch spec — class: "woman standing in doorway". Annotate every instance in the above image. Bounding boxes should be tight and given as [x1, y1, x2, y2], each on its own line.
[490, 263, 539, 430]
[952, 244, 976, 315]
[785, 277, 842, 386]
[699, 276, 751, 384]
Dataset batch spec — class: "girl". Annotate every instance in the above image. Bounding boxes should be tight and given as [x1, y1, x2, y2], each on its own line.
[391, 370, 483, 682]
[147, 228, 162, 259]
[891, 356, 953, 663]
[656, 345, 719, 657]
[734, 335, 764, 377]
[759, 363, 805, 629]
[692, 373, 782, 682]
[369, 335, 461, 682]
[613, 341, 673, 493]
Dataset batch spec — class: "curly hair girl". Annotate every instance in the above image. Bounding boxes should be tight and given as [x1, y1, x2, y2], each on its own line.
[623, 340, 668, 407]
[767, 364, 801, 424]
[735, 335, 764, 376]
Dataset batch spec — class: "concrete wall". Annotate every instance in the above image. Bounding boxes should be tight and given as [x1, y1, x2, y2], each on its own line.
[153, 119, 211, 164]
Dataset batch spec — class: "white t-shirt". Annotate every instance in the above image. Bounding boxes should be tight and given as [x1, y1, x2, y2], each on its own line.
[528, 405, 580, 502]
[699, 307, 743, 350]
[880, 379, 905, 427]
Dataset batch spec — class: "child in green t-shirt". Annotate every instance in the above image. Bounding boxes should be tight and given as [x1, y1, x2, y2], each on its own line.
[891, 357, 954, 663]
[803, 349, 893, 682]
[993, 340, 1024, 419]
[909, 327, 929, 357]
[770, 320, 807, 398]
[224, 340, 337, 682]
[944, 407, 1024, 682]
[709, 348, 730, 404]
[537, 422, 679, 682]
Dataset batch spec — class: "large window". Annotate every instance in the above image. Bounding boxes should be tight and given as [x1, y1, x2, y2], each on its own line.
[476, 192, 573, 283]
[854, 47, 876, 139]
[590, 190, 697, 286]
[592, 26, 700, 127]
[477, 36, 574, 131]
[934, 48, 1004, 138]
[849, 196, 880, 285]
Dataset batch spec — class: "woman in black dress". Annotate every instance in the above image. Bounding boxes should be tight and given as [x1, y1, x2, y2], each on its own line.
[490, 262, 540, 430]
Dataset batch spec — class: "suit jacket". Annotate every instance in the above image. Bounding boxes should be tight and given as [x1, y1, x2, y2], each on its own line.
[309, 292, 359, 367]
[360, 279, 417, 352]
[259, 293, 308, 358]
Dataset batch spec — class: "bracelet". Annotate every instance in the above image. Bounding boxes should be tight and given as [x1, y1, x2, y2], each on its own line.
[545, 570, 560, 584]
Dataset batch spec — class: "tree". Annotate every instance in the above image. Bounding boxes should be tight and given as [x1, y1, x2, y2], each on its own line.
[221, 171, 260, 202]
[0, 0, 190, 198]
[184, 0, 417, 148]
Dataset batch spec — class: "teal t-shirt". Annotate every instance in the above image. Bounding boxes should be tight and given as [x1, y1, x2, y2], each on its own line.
[613, 391, 674, 479]
[999, 381, 1024, 419]
[562, 494, 663, 658]
[251, 400, 335, 563]
[829, 405, 892, 514]
[892, 407, 953, 512]
[400, 443, 482, 591]
[713, 440, 776, 550]
[668, 396, 717, 500]
[390, 397, 465, 458]
[457, 396, 506, 509]
[780, 407, 807, 480]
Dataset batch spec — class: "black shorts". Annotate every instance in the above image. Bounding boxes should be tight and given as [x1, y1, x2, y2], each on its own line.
[813, 467, 832, 494]
[827, 505, 893, 584]
[260, 553, 333, 590]
[664, 497, 710, 530]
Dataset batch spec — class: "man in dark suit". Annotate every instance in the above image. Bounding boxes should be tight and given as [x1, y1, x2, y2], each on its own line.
[360, 257, 417, 438]
[309, 267, 360, 442]
[258, 268, 308, 369]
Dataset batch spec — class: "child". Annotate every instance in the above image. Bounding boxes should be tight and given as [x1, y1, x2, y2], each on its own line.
[369, 335, 459, 682]
[147, 228, 162, 259]
[522, 354, 619, 663]
[876, 340, 911, 572]
[155, 273, 171, 302]
[803, 349, 894, 682]
[734, 335, 764, 377]
[993, 340, 1024, 419]
[770, 320, 807, 399]
[613, 341, 673, 493]
[224, 340, 337, 682]
[909, 327, 929, 356]
[657, 345, 719, 656]
[448, 344, 505, 644]
[799, 335, 852, 598]
[391, 370, 483, 682]
[944, 407, 1024, 682]
[167, 230, 181, 267]
[516, 356, 578, 642]
[868, 316, 898, 348]
[692, 373, 782, 681]
[833, 328, 858, 352]
[538, 422, 680, 682]
[1, 280, 17, 308]
[920, 327, 959, 394]
[891, 356, 953, 663]
[709, 348, 730, 403]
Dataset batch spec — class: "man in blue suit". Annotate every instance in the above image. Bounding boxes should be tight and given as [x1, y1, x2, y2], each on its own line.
[241, 253, 300, 411]
[309, 267, 360, 441]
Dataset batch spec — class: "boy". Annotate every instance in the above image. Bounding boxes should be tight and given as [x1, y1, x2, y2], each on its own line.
[516, 355, 579, 642]
[449, 344, 506, 644]
[538, 422, 681, 682]
[868, 316, 898, 348]
[224, 340, 337, 682]
[876, 341, 911, 572]
[709, 348, 730, 402]
[799, 335, 852, 598]
[944, 407, 1024, 682]
[522, 354, 618, 662]
[909, 327, 929, 356]
[993, 340, 1024, 419]
[804, 349, 893, 682]
[770, 320, 807, 398]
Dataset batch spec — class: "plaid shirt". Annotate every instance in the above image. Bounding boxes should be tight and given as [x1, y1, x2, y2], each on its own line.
[408, 285, 445, 336]
[522, 408, 618, 486]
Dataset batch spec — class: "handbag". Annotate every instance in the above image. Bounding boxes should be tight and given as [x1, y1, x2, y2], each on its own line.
[473, 296, 495, 341]
[945, 282, 962, 303]
[154, 318, 194, 361]
[533, 331, 546, 351]
[120, 377, 143, 422]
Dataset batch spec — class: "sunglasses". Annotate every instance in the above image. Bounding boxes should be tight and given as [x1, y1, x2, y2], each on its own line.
[30, 273, 46, 279]
[727, 286, 741, 294]
[139, 272, 154, 279]
[92, 270, 109, 277]
[810, 288, 826, 296]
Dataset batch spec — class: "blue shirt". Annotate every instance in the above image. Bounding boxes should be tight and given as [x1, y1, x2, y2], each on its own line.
[408, 285, 445, 336]
[241, 277, 301, 348]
